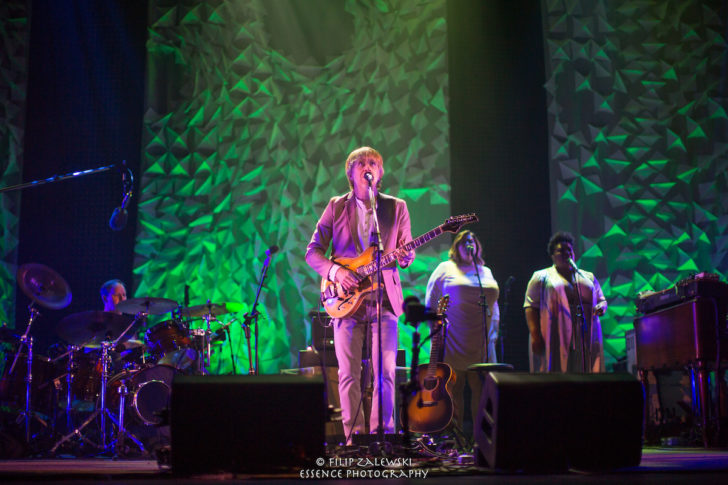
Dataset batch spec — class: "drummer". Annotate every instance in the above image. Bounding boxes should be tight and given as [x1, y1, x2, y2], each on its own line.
[100, 279, 127, 314]
[100, 279, 143, 365]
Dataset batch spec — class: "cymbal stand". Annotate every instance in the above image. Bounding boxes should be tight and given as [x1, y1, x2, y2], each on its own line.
[8, 304, 48, 443]
[240, 316, 254, 374]
[195, 304, 215, 375]
[65, 346, 78, 431]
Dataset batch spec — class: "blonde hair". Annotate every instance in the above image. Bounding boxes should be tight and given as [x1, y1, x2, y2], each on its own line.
[345, 146, 384, 190]
[449, 230, 485, 266]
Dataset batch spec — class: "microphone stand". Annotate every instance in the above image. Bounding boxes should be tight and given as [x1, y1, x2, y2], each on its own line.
[498, 277, 515, 362]
[367, 181, 389, 454]
[245, 249, 275, 375]
[469, 247, 490, 363]
[0, 164, 117, 193]
[570, 266, 588, 372]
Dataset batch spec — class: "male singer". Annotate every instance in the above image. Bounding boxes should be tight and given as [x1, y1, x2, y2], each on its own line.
[306, 146, 414, 443]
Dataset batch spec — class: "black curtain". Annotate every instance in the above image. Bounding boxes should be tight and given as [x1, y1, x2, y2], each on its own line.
[16, 0, 147, 352]
[447, 0, 551, 369]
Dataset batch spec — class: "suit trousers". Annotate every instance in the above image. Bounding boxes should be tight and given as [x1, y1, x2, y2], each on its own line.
[333, 300, 398, 443]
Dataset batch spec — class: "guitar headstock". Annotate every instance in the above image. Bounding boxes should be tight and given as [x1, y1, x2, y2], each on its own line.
[437, 294, 450, 315]
[441, 213, 478, 233]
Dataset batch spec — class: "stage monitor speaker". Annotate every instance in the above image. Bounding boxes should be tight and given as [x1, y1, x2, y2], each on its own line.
[171, 374, 325, 475]
[475, 372, 644, 472]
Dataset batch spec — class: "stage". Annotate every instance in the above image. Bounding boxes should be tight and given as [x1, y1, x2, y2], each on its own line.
[0, 447, 727, 483]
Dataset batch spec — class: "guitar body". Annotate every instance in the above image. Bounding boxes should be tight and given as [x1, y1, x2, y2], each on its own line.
[320, 247, 380, 319]
[319, 214, 478, 319]
[405, 363, 455, 433]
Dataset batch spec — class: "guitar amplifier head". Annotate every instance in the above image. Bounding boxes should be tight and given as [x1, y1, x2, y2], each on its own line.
[308, 310, 333, 351]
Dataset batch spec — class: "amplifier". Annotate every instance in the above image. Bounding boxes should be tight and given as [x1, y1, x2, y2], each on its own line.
[635, 273, 728, 314]
[309, 310, 333, 351]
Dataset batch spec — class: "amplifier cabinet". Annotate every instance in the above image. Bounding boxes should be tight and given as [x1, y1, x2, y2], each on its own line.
[634, 297, 728, 369]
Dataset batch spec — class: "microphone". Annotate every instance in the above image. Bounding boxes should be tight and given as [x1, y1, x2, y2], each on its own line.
[109, 162, 134, 231]
[363, 172, 373, 184]
[504, 275, 515, 292]
[266, 245, 279, 256]
[568, 258, 579, 272]
[109, 206, 128, 231]
[465, 236, 475, 254]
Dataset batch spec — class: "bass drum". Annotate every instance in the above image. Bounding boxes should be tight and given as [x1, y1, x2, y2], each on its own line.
[106, 364, 178, 426]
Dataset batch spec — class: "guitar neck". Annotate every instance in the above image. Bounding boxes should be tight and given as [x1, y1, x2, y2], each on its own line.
[426, 325, 444, 376]
[357, 225, 445, 276]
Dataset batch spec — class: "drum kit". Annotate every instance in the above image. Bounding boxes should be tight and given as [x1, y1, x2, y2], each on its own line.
[0, 263, 247, 458]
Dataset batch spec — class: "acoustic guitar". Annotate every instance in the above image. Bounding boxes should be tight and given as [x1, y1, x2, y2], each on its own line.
[319, 214, 477, 319]
[403, 295, 454, 433]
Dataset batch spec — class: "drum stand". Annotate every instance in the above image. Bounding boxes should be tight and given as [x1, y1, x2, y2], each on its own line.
[198, 312, 213, 375]
[7, 304, 49, 444]
[50, 341, 144, 456]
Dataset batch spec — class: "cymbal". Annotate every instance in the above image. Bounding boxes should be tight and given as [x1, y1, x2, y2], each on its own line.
[57, 311, 137, 347]
[115, 339, 144, 351]
[16, 263, 72, 310]
[182, 302, 247, 318]
[116, 297, 178, 315]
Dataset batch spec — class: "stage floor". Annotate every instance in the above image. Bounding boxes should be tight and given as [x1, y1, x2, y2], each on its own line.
[0, 447, 727, 483]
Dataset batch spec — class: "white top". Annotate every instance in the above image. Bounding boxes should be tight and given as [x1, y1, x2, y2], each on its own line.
[425, 260, 500, 368]
[524, 266, 606, 372]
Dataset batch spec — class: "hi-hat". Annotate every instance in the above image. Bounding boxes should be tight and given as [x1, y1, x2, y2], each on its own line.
[182, 301, 247, 318]
[116, 297, 178, 315]
[16, 263, 72, 310]
[57, 311, 137, 347]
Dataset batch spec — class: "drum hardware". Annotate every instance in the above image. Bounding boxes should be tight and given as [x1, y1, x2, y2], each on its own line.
[197, 308, 215, 375]
[181, 301, 246, 318]
[111, 378, 146, 456]
[49, 339, 142, 455]
[9, 263, 72, 445]
[182, 301, 248, 375]
[116, 297, 179, 316]
[145, 318, 196, 372]
[57, 311, 138, 349]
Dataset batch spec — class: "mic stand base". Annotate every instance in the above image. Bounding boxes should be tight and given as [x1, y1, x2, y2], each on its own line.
[368, 439, 393, 457]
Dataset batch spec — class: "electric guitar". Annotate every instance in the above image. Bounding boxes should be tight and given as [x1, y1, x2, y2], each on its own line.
[320, 214, 478, 319]
[403, 295, 454, 433]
